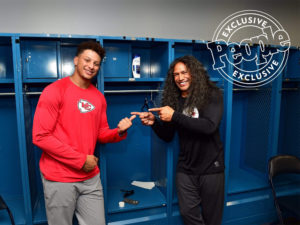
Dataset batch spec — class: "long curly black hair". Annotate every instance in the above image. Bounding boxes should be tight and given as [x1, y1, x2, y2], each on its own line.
[161, 55, 219, 114]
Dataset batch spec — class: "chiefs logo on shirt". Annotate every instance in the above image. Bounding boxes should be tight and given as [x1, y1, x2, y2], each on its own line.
[78, 99, 95, 113]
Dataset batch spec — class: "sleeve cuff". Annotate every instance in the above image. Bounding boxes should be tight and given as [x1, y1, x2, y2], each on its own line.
[117, 128, 127, 140]
[78, 154, 88, 170]
[171, 111, 181, 123]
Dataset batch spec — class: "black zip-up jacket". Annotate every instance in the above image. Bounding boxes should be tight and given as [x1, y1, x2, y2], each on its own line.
[152, 89, 225, 175]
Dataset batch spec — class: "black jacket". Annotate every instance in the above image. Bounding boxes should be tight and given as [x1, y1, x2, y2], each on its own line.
[152, 89, 225, 175]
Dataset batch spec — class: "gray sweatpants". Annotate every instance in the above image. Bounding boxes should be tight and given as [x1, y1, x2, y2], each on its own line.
[41, 174, 105, 225]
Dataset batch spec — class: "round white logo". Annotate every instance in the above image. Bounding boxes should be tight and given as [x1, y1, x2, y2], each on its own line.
[78, 99, 95, 113]
[207, 10, 290, 87]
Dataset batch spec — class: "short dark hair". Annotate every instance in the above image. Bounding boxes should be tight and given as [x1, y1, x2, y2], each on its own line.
[76, 41, 106, 62]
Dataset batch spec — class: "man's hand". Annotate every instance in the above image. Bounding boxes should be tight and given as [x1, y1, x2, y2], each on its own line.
[149, 106, 174, 122]
[131, 112, 155, 126]
[117, 115, 136, 135]
[82, 155, 98, 173]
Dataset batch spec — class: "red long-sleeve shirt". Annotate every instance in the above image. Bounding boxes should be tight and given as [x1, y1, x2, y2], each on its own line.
[32, 77, 126, 182]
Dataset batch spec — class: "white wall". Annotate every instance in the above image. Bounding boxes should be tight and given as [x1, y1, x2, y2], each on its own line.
[0, 0, 299, 45]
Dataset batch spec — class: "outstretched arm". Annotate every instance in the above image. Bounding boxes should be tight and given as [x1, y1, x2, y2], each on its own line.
[153, 93, 224, 135]
[131, 112, 155, 126]
[98, 97, 135, 143]
[117, 115, 136, 136]
[131, 110, 176, 142]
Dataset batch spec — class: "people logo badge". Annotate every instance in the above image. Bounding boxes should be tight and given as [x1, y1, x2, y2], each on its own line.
[78, 99, 95, 113]
[207, 10, 290, 88]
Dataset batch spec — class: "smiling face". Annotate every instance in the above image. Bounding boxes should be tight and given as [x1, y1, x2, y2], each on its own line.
[73, 49, 101, 81]
[173, 62, 192, 97]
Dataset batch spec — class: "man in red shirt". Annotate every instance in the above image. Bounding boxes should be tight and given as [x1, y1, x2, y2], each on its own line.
[32, 41, 135, 225]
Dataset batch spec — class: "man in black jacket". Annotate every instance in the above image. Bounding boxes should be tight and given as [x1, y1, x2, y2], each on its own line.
[132, 55, 225, 225]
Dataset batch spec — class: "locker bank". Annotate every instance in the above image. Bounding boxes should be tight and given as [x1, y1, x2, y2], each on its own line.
[0, 33, 299, 225]
[0, 1, 299, 225]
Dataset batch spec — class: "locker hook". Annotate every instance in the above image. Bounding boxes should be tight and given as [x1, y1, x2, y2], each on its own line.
[141, 98, 150, 112]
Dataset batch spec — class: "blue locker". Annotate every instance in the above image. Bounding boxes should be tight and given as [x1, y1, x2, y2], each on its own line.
[174, 41, 224, 80]
[285, 47, 300, 79]
[0, 37, 13, 80]
[21, 40, 59, 79]
[61, 44, 77, 77]
[103, 39, 169, 80]
[101, 82, 168, 224]
[102, 40, 131, 78]
[0, 94, 25, 225]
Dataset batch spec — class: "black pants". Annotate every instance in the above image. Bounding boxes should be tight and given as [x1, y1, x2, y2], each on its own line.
[176, 172, 225, 225]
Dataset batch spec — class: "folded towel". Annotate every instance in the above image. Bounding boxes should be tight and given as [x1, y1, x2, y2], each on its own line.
[131, 181, 155, 190]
